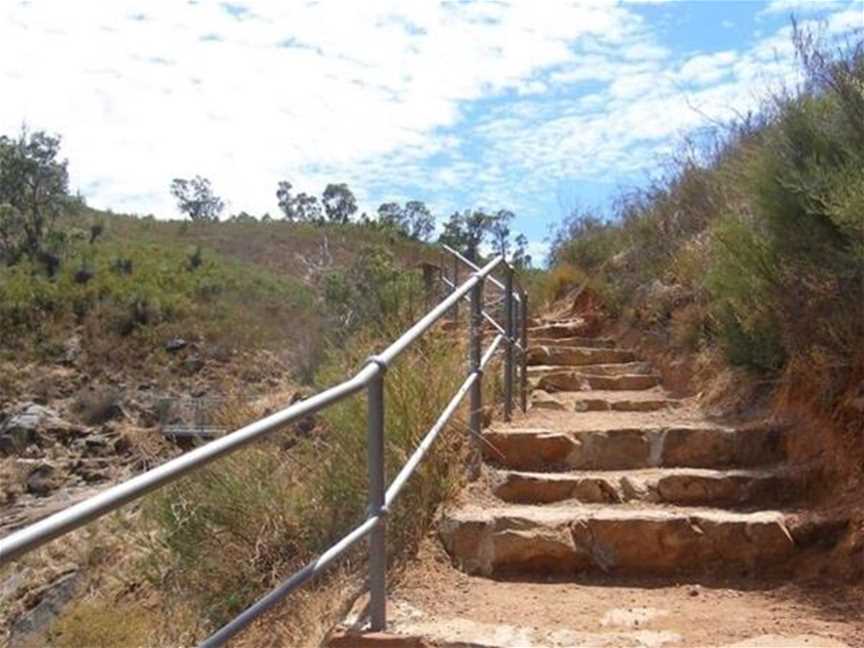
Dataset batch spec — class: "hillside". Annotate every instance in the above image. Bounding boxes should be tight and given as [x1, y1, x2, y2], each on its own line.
[543, 27, 864, 581]
[0, 205, 464, 645]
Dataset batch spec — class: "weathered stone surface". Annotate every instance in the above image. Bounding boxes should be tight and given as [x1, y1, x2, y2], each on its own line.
[529, 362, 653, 379]
[482, 426, 787, 471]
[25, 464, 61, 496]
[527, 321, 594, 339]
[328, 631, 431, 647]
[440, 505, 798, 576]
[526, 346, 636, 367]
[9, 571, 79, 645]
[662, 425, 786, 468]
[538, 372, 660, 392]
[530, 389, 679, 413]
[0, 404, 82, 456]
[530, 336, 616, 349]
[492, 468, 796, 506]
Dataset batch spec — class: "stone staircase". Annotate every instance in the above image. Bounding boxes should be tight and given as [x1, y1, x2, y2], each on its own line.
[439, 317, 812, 578]
[329, 316, 854, 647]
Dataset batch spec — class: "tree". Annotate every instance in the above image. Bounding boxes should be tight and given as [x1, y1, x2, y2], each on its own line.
[0, 128, 69, 264]
[490, 209, 514, 257]
[512, 233, 532, 270]
[277, 181, 324, 223]
[377, 202, 404, 230]
[322, 183, 357, 224]
[403, 200, 434, 241]
[276, 180, 295, 219]
[170, 175, 224, 222]
[438, 209, 495, 261]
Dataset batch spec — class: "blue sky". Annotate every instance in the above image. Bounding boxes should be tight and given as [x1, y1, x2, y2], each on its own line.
[1, 0, 861, 263]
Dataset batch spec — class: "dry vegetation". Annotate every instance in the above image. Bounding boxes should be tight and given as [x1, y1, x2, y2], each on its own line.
[543, 26, 864, 578]
[1, 206, 510, 646]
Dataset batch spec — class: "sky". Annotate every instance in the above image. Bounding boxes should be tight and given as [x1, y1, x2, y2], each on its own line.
[1, 0, 861, 264]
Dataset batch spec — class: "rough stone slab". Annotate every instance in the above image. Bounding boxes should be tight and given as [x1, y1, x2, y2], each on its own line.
[538, 372, 661, 392]
[528, 321, 594, 339]
[526, 346, 637, 367]
[481, 426, 786, 471]
[440, 504, 798, 576]
[530, 336, 616, 349]
[529, 362, 654, 378]
[491, 467, 797, 506]
[531, 389, 680, 413]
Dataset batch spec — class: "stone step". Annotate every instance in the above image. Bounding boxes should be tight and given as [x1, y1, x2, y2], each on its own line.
[527, 321, 594, 339]
[440, 504, 808, 577]
[530, 336, 616, 349]
[528, 362, 654, 379]
[531, 389, 680, 413]
[491, 466, 798, 506]
[481, 425, 786, 471]
[526, 346, 637, 367]
[538, 371, 661, 392]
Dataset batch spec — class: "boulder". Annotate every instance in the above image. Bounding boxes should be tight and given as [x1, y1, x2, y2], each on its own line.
[0, 404, 82, 456]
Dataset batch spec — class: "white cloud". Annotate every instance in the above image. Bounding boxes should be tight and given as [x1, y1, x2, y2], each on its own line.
[0, 0, 647, 219]
[760, 0, 848, 15]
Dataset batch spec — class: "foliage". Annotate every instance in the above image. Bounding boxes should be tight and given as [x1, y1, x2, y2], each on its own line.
[0, 226, 315, 361]
[322, 182, 357, 224]
[170, 175, 224, 222]
[322, 244, 422, 334]
[276, 180, 324, 223]
[142, 299, 468, 637]
[375, 200, 435, 241]
[0, 127, 70, 265]
[546, 25, 864, 404]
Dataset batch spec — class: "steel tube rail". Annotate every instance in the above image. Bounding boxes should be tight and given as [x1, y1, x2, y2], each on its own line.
[520, 289, 529, 413]
[0, 256, 505, 567]
[366, 370, 387, 630]
[200, 514, 381, 647]
[441, 244, 521, 303]
[376, 256, 503, 368]
[481, 333, 504, 370]
[384, 372, 477, 507]
[439, 276, 507, 336]
[0, 364, 378, 565]
[469, 277, 484, 439]
[504, 265, 514, 421]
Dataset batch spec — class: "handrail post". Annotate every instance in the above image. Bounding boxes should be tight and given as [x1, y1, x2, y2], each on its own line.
[469, 276, 484, 439]
[520, 289, 528, 413]
[367, 368, 386, 631]
[503, 265, 514, 421]
[453, 255, 460, 323]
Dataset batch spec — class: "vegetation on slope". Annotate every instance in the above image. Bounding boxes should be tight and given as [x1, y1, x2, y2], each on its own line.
[547, 26, 863, 415]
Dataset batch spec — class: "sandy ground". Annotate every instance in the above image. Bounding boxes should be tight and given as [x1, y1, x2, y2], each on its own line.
[367, 540, 864, 648]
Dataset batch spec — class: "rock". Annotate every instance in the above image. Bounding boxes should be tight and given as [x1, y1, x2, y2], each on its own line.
[9, 571, 79, 644]
[0, 404, 82, 455]
[165, 337, 188, 352]
[25, 463, 61, 496]
[181, 355, 205, 374]
[526, 346, 636, 367]
[61, 335, 82, 365]
[440, 505, 797, 577]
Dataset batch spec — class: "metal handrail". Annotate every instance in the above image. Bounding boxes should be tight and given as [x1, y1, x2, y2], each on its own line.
[440, 274, 507, 336]
[441, 244, 522, 302]
[0, 252, 528, 647]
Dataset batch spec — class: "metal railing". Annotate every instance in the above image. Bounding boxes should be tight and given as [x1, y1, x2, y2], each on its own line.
[0, 251, 529, 646]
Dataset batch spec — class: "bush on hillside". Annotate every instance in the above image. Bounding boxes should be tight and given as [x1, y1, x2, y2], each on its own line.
[547, 25, 864, 403]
